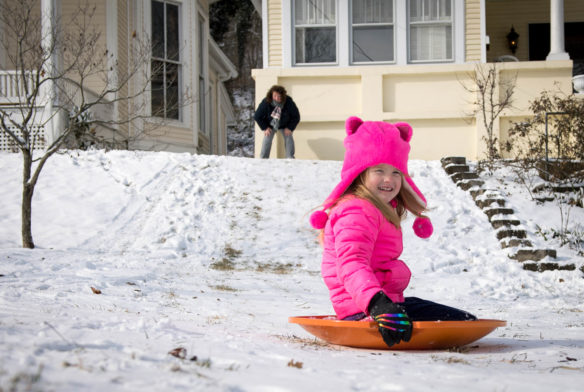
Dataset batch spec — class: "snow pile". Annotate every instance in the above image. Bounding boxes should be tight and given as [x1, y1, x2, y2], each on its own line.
[0, 150, 583, 391]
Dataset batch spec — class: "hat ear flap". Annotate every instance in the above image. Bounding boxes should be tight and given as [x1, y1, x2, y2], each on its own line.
[394, 122, 413, 143]
[346, 116, 363, 136]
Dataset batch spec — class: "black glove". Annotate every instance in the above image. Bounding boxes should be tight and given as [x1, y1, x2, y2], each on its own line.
[368, 291, 412, 348]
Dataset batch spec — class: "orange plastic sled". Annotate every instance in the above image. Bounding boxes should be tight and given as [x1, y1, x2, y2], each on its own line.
[289, 315, 506, 350]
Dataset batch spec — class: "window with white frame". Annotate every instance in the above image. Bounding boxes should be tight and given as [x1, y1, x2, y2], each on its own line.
[351, 0, 394, 63]
[151, 0, 181, 120]
[294, 0, 337, 64]
[408, 0, 453, 62]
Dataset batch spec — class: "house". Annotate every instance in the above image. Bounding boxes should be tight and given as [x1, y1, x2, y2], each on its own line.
[0, 0, 237, 154]
[252, 0, 584, 160]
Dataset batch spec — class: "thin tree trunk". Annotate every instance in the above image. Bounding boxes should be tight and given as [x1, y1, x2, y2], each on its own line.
[22, 184, 35, 248]
[21, 150, 35, 249]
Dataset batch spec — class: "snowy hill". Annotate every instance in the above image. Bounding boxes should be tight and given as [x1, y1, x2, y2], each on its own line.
[0, 150, 583, 391]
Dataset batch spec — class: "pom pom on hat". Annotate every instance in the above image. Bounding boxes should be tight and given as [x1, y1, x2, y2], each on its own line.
[413, 217, 433, 239]
[310, 210, 329, 229]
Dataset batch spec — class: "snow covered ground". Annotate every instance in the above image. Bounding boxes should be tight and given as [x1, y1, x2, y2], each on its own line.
[0, 150, 583, 391]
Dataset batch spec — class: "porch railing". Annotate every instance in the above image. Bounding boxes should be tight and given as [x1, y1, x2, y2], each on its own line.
[1, 71, 114, 152]
[0, 70, 37, 105]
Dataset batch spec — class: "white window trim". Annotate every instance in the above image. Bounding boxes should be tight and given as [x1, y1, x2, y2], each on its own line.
[454, 0, 465, 63]
[284, 0, 464, 67]
[349, 0, 396, 65]
[196, 10, 210, 138]
[286, 0, 340, 67]
[142, 0, 187, 125]
[283, 1, 292, 67]
[479, 0, 487, 63]
[407, 0, 463, 64]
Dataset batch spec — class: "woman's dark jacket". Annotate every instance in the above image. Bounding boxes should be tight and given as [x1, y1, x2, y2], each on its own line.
[253, 96, 301, 131]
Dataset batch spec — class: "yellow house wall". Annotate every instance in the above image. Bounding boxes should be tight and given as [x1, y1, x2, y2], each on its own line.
[465, 0, 482, 62]
[267, 0, 283, 67]
[253, 61, 573, 161]
[486, 0, 584, 62]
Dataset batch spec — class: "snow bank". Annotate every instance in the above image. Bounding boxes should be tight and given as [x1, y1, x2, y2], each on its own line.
[0, 150, 582, 391]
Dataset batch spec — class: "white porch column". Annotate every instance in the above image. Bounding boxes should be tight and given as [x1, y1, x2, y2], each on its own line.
[41, 0, 63, 147]
[546, 0, 570, 60]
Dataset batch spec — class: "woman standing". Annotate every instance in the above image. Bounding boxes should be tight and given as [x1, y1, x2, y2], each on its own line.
[254, 85, 300, 159]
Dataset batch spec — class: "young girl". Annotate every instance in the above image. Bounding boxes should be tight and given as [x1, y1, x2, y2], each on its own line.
[310, 117, 475, 348]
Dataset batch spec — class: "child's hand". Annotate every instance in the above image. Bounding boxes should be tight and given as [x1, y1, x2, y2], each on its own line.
[368, 291, 412, 348]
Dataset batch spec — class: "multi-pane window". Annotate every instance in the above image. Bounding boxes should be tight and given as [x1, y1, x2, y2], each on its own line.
[151, 0, 180, 120]
[351, 0, 394, 63]
[409, 0, 453, 62]
[294, 0, 337, 64]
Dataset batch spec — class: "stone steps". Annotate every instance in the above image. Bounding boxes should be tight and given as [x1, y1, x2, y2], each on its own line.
[491, 219, 521, 229]
[440, 156, 572, 272]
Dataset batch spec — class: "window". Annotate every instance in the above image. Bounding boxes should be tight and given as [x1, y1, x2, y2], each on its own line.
[351, 0, 394, 63]
[408, 0, 453, 62]
[294, 0, 337, 64]
[285, 0, 460, 66]
[151, 0, 181, 120]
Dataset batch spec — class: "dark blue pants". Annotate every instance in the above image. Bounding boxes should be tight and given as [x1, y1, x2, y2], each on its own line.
[343, 297, 476, 321]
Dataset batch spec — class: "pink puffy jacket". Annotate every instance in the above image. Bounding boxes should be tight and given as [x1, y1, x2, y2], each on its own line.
[321, 196, 411, 320]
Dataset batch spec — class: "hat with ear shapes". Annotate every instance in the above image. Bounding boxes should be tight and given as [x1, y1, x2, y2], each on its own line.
[309, 116, 433, 238]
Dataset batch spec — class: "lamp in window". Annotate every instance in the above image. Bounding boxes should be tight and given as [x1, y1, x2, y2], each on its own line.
[506, 26, 519, 54]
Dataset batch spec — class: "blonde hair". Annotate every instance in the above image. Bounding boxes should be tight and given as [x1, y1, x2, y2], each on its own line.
[334, 170, 427, 230]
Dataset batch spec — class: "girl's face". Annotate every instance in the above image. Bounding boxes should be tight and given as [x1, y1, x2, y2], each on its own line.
[364, 164, 402, 205]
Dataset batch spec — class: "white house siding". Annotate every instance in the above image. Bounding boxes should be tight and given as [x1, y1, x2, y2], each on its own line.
[60, 1, 108, 95]
[198, 131, 211, 153]
[217, 83, 235, 155]
[129, 0, 234, 154]
[0, 1, 42, 70]
[116, 0, 130, 139]
[208, 72, 230, 156]
[135, 122, 198, 153]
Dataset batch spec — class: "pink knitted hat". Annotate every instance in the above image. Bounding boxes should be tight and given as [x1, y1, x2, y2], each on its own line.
[309, 116, 433, 238]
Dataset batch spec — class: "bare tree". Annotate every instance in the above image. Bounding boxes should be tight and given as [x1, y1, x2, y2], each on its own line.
[505, 86, 584, 247]
[462, 63, 517, 164]
[0, 0, 169, 248]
